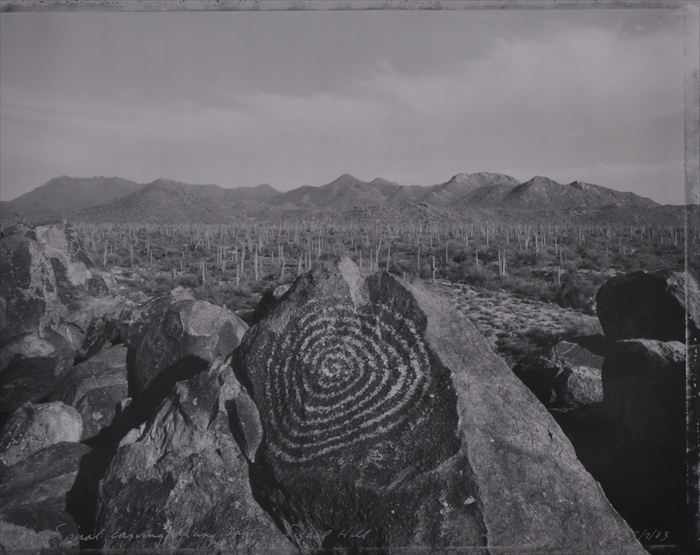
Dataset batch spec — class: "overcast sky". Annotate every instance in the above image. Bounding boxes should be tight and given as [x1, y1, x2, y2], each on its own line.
[0, 9, 687, 204]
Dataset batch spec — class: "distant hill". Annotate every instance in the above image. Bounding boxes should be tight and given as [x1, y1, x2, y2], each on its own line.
[76, 179, 278, 224]
[1, 171, 685, 226]
[502, 176, 658, 211]
[271, 174, 401, 210]
[420, 172, 521, 207]
[2, 176, 143, 222]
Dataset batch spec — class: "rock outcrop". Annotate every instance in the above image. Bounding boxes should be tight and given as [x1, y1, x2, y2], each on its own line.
[232, 257, 644, 552]
[33, 224, 94, 305]
[0, 401, 83, 466]
[48, 345, 128, 440]
[96, 359, 295, 552]
[0, 223, 130, 413]
[596, 270, 699, 341]
[0, 442, 90, 552]
[0, 225, 63, 346]
[127, 292, 247, 395]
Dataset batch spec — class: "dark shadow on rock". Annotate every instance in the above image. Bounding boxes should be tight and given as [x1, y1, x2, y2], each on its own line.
[65, 445, 113, 550]
[98, 355, 210, 448]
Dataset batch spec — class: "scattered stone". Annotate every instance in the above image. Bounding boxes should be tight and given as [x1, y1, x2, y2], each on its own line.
[48, 345, 128, 440]
[596, 270, 699, 342]
[96, 359, 295, 552]
[232, 258, 644, 552]
[0, 401, 83, 466]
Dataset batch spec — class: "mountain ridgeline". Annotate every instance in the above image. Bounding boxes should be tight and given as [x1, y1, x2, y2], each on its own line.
[0, 172, 682, 225]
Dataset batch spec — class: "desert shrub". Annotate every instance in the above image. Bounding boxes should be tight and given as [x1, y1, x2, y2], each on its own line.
[502, 274, 555, 303]
[454, 264, 493, 287]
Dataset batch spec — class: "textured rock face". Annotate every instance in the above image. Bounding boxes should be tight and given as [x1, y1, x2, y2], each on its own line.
[0, 224, 129, 413]
[48, 345, 128, 440]
[0, 401, 83, 466]
[128, 294, 248, 395]
[96, 359, 295, 552]
[57, 295, 131, 362]
[0, 225, 63, 347]
[233, 257, 644, 552]
[0, 441, 90, 552]
[602, 339, 686, 538]
[596, 270, 698, 341]
[34, 224, 93, 305]
[0, 331, 75, 413]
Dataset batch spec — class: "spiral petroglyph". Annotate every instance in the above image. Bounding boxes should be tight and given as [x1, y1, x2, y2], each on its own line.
[263, 299, 432, 463]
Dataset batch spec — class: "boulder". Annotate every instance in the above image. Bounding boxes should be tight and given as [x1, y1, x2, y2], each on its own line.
[128, 293, 248, 396]
[0, 441, 91, 552]
[232, 257, 644, 552]
[48, 345, 128, 440]
[0, 224, 63, 347]
[555, 364, 603, 409]
[0, 330, 75, 413]
[602, 339, 686, 539]
[0, 401, 83, 466]
[596, 270, 699, 342]
[551, 340, 604, 409]
[96, 358, 295, 552]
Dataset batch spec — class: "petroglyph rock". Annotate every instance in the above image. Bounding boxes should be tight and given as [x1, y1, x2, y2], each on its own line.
[233, 257, 644, 553]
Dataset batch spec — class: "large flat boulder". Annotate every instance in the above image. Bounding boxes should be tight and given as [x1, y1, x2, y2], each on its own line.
[602, 339, 686, 540]
[127, 292, 248, 396]
[596, 270, 699, 342]
[0, 401, 83, 466]
[232, 257, 644, 552]
[48, 345, 128, 440]
[96, 358, 295, 552]
[0, 441, 91, 552]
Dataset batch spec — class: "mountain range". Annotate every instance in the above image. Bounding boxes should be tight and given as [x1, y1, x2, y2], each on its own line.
[0, 172, 684, 226]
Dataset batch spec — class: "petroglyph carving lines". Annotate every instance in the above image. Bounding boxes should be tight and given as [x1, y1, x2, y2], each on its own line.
[263, 299, 432, 463]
